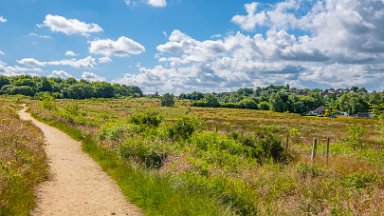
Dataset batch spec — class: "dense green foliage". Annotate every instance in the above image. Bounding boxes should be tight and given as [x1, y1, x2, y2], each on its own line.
[181, 85, 384, 115]
[160, 93, 175, 107]
[0, 75, 142, 99]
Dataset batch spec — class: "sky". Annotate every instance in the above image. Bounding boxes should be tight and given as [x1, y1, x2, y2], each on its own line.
[0, 0, 384, 93]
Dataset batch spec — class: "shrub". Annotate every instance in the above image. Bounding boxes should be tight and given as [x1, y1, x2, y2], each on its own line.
[64, 103, 79, 116]
[380, 114, 384, 143]
[129, 111, 163, 127]
[342, 123, 366, 149]
[168, 116, 203, 140]
[99, 122, 128, 141]
[118, 140, 168, 169]
[258, 102, 270, 110]
[238, 98, 258, 109]
[342, 173, 378, 189]
[41, 96, 57, 111]
[160, 93, 175, 107]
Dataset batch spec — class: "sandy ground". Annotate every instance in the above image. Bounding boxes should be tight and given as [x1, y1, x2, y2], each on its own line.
[18, 105, 143, 216]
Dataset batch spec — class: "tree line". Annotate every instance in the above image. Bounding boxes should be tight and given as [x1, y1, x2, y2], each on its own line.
[177, 85, 384, 115]
[0, 75, 143, 99]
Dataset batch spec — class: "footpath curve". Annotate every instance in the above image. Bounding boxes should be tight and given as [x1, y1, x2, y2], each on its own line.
[18, 105, 142, 216]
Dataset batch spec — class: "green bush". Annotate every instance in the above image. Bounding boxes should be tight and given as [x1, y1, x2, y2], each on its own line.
[342, 173, 378, 189]
[129, 111, 163, 127]
[99, 122, 128, 141]
[342, 123, 366, 149]
[118, 140, 168, 169]
[258, 101, 270, 110]
[160, 93, 175, 107]
[168, 116, 203, 140]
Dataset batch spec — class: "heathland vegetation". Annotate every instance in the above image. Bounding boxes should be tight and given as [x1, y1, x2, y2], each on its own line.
[23, 97, 384, 215]
[2, 75, 384, 116]
[1, 75, 384, 215]
[0, 98, 48, 216]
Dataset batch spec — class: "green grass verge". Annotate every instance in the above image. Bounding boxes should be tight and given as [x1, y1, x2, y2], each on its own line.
[30, 112, 233, 216]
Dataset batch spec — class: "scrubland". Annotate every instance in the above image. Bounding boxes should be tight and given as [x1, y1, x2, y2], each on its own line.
[27, 98, 384, 215]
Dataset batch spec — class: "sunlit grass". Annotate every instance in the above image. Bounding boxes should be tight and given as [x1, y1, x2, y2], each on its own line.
[27, 98, 384, 215]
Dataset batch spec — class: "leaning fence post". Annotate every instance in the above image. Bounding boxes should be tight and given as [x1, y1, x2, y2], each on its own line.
[326, 137, 330, 165]
[311, 138, 317, 163]
[285, 134, 289, 151]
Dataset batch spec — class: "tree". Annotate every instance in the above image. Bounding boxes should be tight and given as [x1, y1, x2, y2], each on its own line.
[202, 94, 220, 107]
[39, 78, 53, 92]
[0, 76, 10, 89]
[93, 82, 114, 98]
[337, 93, 369, 114]
[239, 98, 258, 109]
[269, 92, 288, 112]
[67, 83, 93, 99]
[161, 93, 175, 107]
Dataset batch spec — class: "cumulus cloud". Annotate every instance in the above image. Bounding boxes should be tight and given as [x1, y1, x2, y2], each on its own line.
[39, 14, 103, 36]
[98, 57, 112, 64]
[17, 56, 97, 69]
[81, 72, 106, 82]
[125, 0, 167, 8]
[89, 36, 145, 57]
[232, 3, 267, 31]
[50, 70, 74, 79]
[0, 60, 42, 76]
[117, 0, 384, 94]
[65, 50, 77, 57]
[0, 16, 7, 24]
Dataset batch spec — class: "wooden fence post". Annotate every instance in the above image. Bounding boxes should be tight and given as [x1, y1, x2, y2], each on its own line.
[326, 137, 330, 165]
[285, 134, 289, 151]
[311, 138, 317, 163]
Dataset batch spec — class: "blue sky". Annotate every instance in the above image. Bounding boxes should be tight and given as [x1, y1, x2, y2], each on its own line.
[0, 0, 383, 93]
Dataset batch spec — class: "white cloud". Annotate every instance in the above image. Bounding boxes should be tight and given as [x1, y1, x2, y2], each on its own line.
[89, 36, 145, 57]
[65, 50, 77, 57]
[124, 0, 166, 8]
[50, 70, 74, 79]
[39, 14, 103, 36]
[146, 0, 166, 8]
[0, 60, 42, 76]
[0, 50, 4, 56]
[17, 56, 97, 69]
[81, 72, 106, 82]
[29, 32, 51, 39]
[232, 3, 267, 31]
[0, 16, 7, 24]
[98, 56, 112, 64]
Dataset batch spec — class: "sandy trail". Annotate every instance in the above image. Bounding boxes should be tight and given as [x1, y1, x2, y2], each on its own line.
[18, 105, 143, 216]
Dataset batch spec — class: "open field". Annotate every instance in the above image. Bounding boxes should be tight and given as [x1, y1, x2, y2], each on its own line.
[23, 98, 384, 215]
[0, 98, 48, 215]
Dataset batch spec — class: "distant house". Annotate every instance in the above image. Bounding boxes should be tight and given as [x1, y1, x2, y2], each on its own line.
[308, 106, 326, 116]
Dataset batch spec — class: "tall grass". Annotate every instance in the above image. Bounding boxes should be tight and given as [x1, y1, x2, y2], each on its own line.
[0, 100, 48, 216]
[27, 98, 384, 215]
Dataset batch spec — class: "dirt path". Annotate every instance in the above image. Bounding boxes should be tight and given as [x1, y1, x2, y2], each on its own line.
[18, 105, 143, 216]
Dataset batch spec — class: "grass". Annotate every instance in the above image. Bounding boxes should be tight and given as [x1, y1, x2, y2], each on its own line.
[29, 108, 234, 216]
[0, 98, 48, 216]
[26, 97, 384, 215]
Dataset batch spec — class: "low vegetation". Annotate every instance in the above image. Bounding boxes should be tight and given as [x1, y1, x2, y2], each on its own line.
[26, 98, 384, 215]
[0, 98, 48, 216]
